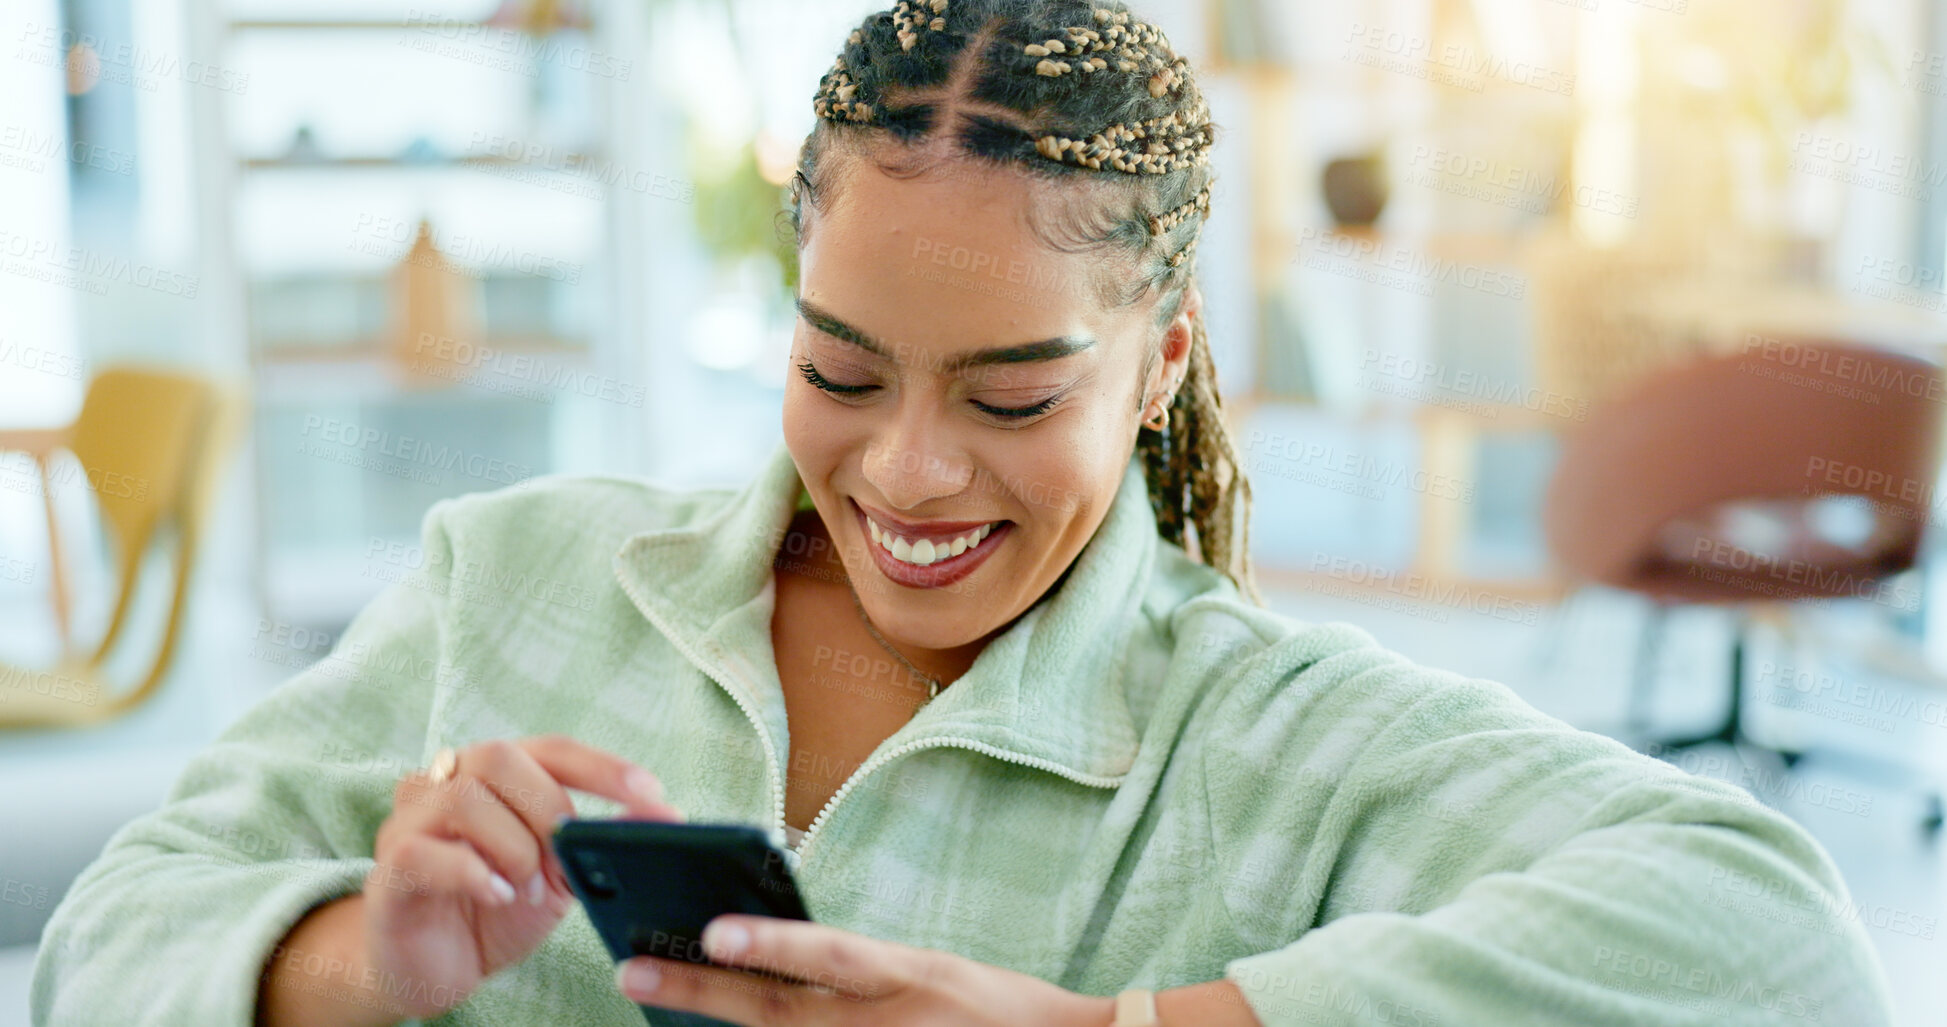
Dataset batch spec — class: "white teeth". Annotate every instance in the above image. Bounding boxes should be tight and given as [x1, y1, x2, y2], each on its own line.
[867, 516, 1001, 568]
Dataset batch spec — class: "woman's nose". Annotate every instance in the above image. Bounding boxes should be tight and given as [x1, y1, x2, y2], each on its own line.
[862, 434, 972, 509]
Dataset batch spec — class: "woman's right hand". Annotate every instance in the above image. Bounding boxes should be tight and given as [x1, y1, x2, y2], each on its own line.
[363, 734, 683, 1020]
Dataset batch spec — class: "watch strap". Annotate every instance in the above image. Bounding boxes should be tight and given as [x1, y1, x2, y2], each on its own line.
[1112, 988, 1158, 1027]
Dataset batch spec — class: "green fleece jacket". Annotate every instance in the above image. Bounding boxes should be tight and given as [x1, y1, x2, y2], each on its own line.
[33, 439, 1892, 1026]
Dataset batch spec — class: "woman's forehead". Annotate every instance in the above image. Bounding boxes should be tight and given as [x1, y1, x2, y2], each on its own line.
[800, 161, 1150, 345]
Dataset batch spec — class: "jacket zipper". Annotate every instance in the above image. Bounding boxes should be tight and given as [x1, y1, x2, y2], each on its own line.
[614, 572, 790, 843]
[793, 735, 1124, 868]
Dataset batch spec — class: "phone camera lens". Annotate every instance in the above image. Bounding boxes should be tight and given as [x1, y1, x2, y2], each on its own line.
[574, 851, 621, 899]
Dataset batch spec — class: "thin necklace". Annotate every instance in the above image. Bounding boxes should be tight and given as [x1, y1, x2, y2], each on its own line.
[844, 579, 942, 703]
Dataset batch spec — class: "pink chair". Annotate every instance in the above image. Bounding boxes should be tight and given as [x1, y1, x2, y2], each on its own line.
[1543, 340, 1944, 769]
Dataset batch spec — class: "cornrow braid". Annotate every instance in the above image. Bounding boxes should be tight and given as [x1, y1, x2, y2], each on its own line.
[892, 0, 951, 51]
[793, 0, 1261, 606]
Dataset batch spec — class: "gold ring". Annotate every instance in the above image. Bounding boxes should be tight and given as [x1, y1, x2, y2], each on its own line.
[428, 746, 459, 785]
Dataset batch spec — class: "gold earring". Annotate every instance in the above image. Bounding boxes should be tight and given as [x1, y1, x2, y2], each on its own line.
[1143, 394, 1172, 432]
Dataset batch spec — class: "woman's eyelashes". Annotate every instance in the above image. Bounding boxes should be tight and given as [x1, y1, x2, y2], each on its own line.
[795, 359, 872, 395]
[971, 394, 1065, 420]
[794, 359, 1065, 422]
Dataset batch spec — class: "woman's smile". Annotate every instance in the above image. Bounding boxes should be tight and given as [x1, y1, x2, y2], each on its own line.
[852, 497, 1015, 589]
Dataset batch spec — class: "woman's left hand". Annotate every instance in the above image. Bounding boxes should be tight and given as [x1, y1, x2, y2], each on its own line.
[614, 914, 1111, 1026]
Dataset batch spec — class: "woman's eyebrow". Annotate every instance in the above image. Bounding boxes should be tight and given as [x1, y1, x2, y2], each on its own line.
[795, 297, 1095, 372]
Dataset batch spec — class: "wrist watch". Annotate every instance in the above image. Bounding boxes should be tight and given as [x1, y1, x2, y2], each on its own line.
[1111, 988, 1159, 1027]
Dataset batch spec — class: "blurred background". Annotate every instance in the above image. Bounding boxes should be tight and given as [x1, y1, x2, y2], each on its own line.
[1, 0, 1944, 1021]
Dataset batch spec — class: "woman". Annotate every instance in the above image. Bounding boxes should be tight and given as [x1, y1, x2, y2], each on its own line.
[34, 1, 1892, 1025]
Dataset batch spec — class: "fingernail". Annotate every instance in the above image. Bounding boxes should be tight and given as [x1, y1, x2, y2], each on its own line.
[527, 873, 547, 906]
[624, 768, 662, 803]
[487, 873, 516, 905]
[617, 959, 660, 997]
[702, 919, 749, 958]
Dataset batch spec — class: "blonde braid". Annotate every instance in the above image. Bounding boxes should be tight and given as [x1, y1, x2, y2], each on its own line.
[1137, 311, 1261, 605]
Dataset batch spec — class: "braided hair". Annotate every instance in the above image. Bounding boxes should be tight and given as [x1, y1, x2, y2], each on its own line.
[788, 0, 1261, 606]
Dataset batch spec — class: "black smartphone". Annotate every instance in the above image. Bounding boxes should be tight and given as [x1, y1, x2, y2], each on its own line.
[552, 820, 812, 1025]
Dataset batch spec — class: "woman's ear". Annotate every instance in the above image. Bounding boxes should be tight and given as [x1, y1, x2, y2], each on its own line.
[1160, 282, 1202, 374]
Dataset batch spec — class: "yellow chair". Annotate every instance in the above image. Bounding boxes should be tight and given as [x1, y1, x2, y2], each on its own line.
[0, 367, 244, 728]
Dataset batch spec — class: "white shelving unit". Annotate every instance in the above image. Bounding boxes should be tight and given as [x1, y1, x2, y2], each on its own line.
[194, 0, 649, 628]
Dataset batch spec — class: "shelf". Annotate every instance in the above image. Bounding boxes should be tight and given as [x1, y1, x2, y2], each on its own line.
[227, 20, 489, 31]
[241, 154, 603, 171]
[257, 337, 586, 361]
[226, 18, 594, 33]
[252, 341, 592, 404]
[1293, 225, 1537, 265]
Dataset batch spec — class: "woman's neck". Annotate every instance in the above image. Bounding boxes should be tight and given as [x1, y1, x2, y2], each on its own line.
[777, 508, 1001, 689]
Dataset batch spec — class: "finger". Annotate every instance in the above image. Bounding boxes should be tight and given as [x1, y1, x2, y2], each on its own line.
[701, 916, 906, 997]
[387, 832, 518, 909]
[616, 955, 849, 1026]
[457, 739, 583, 897]
[517, 734, 675, 816]
[428, 779, 552, 906]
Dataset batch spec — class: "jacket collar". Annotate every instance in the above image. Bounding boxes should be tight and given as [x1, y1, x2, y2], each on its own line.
[613, 440, 1156, 785]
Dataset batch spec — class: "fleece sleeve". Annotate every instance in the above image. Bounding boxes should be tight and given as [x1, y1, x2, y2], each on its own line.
[1206, 629, 1895, 1027]
[30, 499, 467, 1027]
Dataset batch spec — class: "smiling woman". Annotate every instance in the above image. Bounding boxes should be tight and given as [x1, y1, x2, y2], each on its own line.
[29, 2, 1896, 1027]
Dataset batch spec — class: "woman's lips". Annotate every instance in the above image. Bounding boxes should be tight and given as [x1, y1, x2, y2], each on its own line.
[852, 501, 1011, 590]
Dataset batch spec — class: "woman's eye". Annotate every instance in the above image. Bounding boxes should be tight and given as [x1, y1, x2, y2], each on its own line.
[798, 358, 1063, 422]
[972, 395, 1066, 421]
[796, 360, 874, 396]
